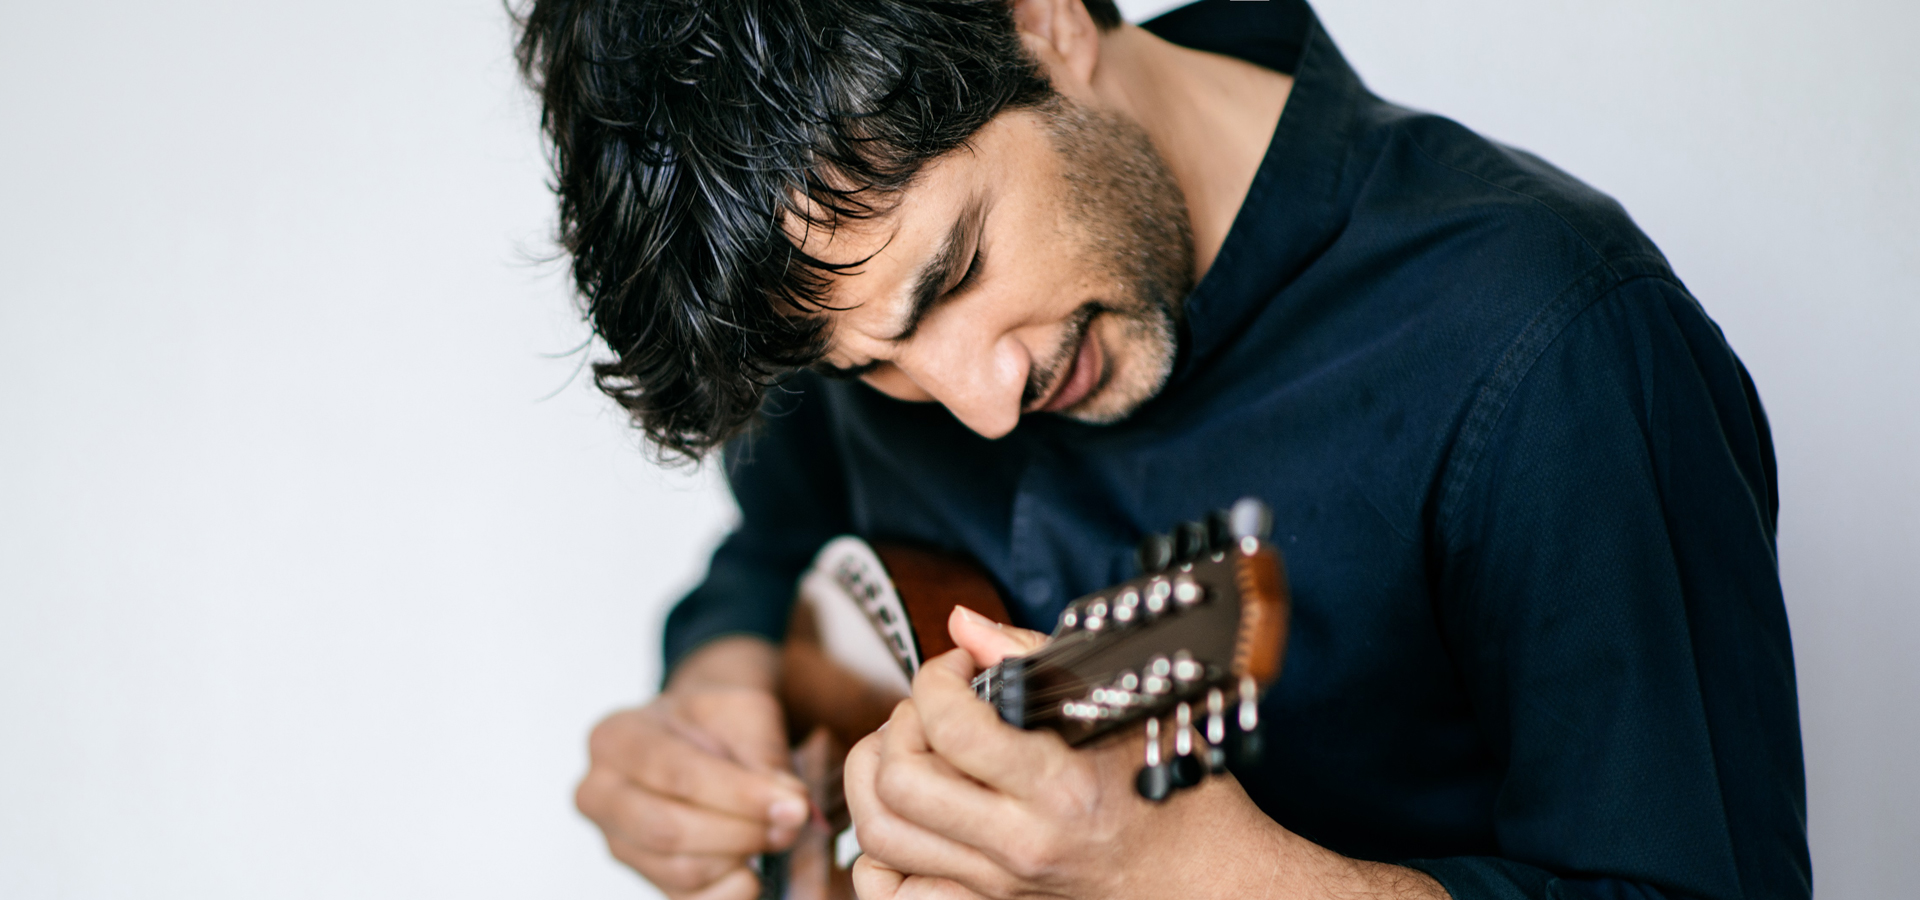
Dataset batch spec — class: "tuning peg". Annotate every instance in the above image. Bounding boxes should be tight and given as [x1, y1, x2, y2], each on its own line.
[1173, 521, 1209, 561]
[1227, 498, 1273, 542]
[1205, 509, 1233, 551]
[1170, 702, 1204, 789]
[1135, 717, 1173, 801]
[1204, 688, 1230, 774]
[1135, 532, 1174, 575]
[1225, 675, 1266, 769]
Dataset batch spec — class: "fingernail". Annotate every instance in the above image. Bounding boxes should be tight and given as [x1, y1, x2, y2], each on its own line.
[955, 606, 986, 625]
[769, 796, 808, 829]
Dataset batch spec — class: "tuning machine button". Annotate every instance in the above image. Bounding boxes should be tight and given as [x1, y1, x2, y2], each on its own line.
[1135, 717, 1172, 802]
[1228, 497, 1273, 546]
[1112, 589, 1141, 625]
[1135, 533, 1174, 575]
[1144, 578, 1171, 615]
[1083, 598, 1109, 632]
[1204, 688, 1230, 774]
[1226, 674, 1266, 770]
[1206, 509, 1233, 551]
[1141, 656, 1173, 696]
[1173, 521, 1209, 562]
[1171, 650, 1202, 685]
[1172, 574, 1205, 607]
[1170, 702, 1204, 789]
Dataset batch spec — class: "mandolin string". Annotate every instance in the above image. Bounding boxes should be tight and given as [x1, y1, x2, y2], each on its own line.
[993, 644, 1241, 722]
[974, 588, 1245, 718]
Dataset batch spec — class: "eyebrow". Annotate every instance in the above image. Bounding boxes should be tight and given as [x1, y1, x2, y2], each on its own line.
[883, 194, 987, 344]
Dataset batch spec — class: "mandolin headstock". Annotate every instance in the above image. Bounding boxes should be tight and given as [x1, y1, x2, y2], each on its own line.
[973, 498, 1291, 795]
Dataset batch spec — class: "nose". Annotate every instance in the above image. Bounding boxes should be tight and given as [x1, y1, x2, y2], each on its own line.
[899, 330, 1031, 439]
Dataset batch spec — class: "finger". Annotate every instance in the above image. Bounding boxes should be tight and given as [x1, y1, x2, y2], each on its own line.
[676, 867, 760, 900]
[853, 858, 988, 900]
[602, 841, 746, 895]
[680, 689, 803, 779]
[947, 606, 1047, 669]
[909, 648, 1070, 800]
[578, 766, 774, 856]
[842, 726, 1012, 891]
[875, 701, 1034, 857]
[850, 855, 906, 900]
[597, 714, 808, 834]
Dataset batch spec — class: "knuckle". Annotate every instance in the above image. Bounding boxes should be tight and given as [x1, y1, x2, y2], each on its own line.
[605, 835, 647, 873]
[983, 871, 1029, 900]
[635, 743, 683, 792]
[588, 709, 650, 762]
[854, 813, 905, 864]
[849, 858, 885, 898]
[1000, 833, 1060, 882]
[573, 775, 603, 819]
[872, 756, 918, 809]
[921, 710, 969, 752]
[653, 854, 729, 892]
[636, 807, 689, 852]
[586, 718, 622, 762]
[848, 732, 883, 768]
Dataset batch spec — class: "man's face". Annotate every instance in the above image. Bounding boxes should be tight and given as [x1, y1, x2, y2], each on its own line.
[799, 97, 1194, 439]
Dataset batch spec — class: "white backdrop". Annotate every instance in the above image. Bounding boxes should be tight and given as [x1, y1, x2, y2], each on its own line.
[0, 1, 1910, 898]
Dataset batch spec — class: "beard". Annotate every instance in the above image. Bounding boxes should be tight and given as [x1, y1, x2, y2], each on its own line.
[1023, 95, 1195, 424]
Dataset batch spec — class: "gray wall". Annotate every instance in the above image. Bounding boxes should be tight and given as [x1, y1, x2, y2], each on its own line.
[0, 1, 1910, 897]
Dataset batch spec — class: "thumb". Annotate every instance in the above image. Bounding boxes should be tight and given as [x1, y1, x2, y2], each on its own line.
[683, 689, 805, 788]
[681, 690, 811, 837]
[948, 605, 1048, 670]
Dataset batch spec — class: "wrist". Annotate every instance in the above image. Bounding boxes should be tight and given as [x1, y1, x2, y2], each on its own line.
[1149, 781, 1446, 900]
[1282, 834, 1450, 900]
[666, 635, 780, 694]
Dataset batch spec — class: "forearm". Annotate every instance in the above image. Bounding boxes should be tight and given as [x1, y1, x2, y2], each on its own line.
[1188, 796, 1448, 900]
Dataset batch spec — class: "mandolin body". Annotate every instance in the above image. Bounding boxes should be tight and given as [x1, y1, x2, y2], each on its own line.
[772, 540, 1011, 900]
[767, 503, 1289, 900]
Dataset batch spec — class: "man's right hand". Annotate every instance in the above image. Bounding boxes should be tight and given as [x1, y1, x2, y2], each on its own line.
[575, 637, 808, 900]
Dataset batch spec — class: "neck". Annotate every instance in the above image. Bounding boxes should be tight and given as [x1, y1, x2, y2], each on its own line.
[1090, 25, 1293, 280]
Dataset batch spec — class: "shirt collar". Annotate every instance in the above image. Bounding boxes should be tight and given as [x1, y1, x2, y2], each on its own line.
[1142, 0, 1370, 381]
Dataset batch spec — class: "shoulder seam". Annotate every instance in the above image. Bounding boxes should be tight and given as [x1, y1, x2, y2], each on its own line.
[1434, 271, 1680, 542]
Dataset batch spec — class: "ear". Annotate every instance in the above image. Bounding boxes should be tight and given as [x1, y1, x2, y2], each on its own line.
[1009, 0, 1103, 94]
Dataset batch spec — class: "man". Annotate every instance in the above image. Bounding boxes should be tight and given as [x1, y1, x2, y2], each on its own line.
[516, 0, 1809, 898]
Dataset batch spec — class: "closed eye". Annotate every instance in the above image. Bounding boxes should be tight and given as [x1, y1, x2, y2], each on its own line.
[814, 196, 987, 381]
[950, 244, 984, 298]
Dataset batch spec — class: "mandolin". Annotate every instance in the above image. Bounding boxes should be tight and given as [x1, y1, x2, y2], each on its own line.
[764, 498, 1291, 900]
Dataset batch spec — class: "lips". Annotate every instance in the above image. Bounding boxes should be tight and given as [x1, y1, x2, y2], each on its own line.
[1039, 323, 1103, 413]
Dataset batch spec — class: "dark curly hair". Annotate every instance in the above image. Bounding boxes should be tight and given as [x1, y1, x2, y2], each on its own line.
[515, 1, 1125, 460]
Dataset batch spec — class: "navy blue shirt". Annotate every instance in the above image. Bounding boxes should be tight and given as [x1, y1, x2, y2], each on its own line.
[662, 2, 1810, 897]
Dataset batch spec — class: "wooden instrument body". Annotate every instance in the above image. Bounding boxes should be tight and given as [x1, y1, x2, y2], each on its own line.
[768, 525, 1289, 900]
[771, 542, 1009, 900]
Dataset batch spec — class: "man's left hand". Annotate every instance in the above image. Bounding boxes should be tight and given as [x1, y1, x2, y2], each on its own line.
[841, 606, 1448, 900]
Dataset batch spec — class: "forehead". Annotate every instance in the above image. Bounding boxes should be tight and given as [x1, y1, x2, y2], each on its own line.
[787, 109, 1052, 324]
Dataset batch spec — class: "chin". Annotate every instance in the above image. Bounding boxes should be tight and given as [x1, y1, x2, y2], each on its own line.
[1062, 325, 1176, 425]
